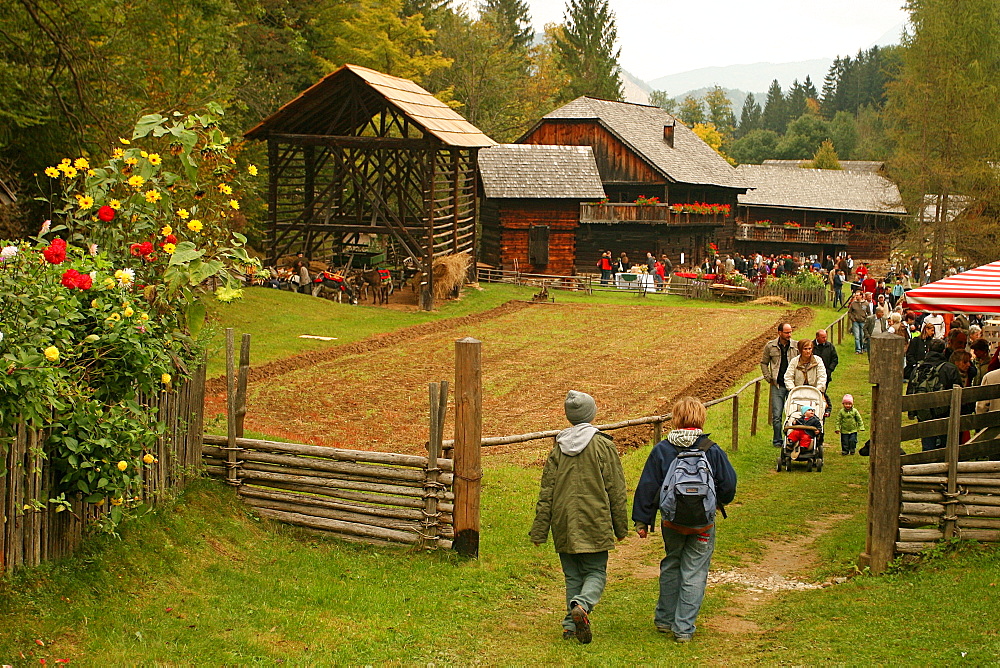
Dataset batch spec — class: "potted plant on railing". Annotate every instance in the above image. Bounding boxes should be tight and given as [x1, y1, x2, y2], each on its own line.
[815, 223, 834, 232]
[783, 221, 802, 229]
[634, 195, 660, 206]
[844, 222, 854, 231]
[753, 219, 772, 228]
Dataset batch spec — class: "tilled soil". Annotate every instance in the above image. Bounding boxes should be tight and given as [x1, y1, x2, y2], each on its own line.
[206, 301, 812, 456]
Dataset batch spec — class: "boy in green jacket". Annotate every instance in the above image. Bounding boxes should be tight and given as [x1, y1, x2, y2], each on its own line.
[530, 390, 628, 644]
[835, 393, 865, 455]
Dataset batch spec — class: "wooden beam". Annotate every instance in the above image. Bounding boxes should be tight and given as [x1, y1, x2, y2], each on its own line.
[271, 133, 433, 150]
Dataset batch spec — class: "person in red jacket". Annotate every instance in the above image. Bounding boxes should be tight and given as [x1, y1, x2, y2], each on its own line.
[596, 250, 614, 285]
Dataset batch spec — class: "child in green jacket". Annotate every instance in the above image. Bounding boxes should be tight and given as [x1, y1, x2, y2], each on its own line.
[530, 390, 628, 645]
[835, 394, 865, 455]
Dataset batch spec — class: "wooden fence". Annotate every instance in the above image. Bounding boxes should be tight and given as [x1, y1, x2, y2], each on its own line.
[864, 333, 1000, 573]
[477, 267, 696, 297]
[204, 332, 483, 556]
[0, 368, 206, 575]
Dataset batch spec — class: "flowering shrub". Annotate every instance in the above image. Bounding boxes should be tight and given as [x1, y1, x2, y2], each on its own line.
[0, 106, 260, 531]
[706, 242, 719, 257]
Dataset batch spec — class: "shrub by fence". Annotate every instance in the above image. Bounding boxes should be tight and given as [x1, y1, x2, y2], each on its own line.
[0, 369, 206, 575]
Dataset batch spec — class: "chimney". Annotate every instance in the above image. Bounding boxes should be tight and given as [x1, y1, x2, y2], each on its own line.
[663, 121, 675, 148]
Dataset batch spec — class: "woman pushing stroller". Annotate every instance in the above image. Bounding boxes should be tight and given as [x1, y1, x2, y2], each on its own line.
[783, 339, 827, 394]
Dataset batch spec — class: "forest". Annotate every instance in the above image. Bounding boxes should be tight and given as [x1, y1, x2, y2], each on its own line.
[0, 0, 998, 265]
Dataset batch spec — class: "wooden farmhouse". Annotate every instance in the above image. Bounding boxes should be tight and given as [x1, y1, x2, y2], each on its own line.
[517, 97, 748, 270]
[735, 164, 906, 260]
[478, 144, 605, 275]
[244, 64, 495, 309]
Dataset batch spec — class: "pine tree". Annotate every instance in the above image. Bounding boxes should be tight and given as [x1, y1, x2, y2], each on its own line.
[649, 90, 677, 114]
[786, 79, 808, 120]
[760, 80, 788, 134]
[820, 58, 841, 118]
[802, 75, 818, 102]
[554, 0, 623, 101]
[737, 92, 762, 138]
[479, 0, 533, 50]
[808, 140, 842, 169]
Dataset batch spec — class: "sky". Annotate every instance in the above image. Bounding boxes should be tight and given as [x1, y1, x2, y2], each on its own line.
[465, 0, 910, 82]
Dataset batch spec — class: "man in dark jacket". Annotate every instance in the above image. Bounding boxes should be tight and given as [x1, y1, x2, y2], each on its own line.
[905, 321, 937, 379]
[909, 339, 964, 451]
[632, 397, 737, 644]
[531, 390, 628, 644]
[813, 329, 839, 416]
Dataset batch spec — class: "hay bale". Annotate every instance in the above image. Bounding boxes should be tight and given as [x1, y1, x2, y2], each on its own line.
[749, 296, 790, 306]
[432, 253, 471, 299]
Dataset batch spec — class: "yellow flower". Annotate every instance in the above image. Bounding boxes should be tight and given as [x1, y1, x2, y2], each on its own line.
[139, 312, 149, 321]
[124, 157, 138, 166]
[142, 453, 155, 465]
[229, 199, 239, 210]
[110, 497, 123, 506]
[161, 225, 172, 236]
[127, 175, 145, 189]
[102, 277, 115, 289]
[162, 243, 176, 254]
[74, 157, 89, 170]
[124, 306, 134, 317]
[176, 209, 189, 219]
[117, 460, 128, 471]
[112, 148, 124, 159]
[43, 346, 60, 362]
[148, 153, 162, 165]
[218, 183, 232, 195]
[87, 169, 96, 176]
[107, 312, 121, 322]
[91, 299, 99, 308]
[119, 137, 131, 145]
[45, 167, 60, 178]
[77, 195, 94, 210]
[248, 164, 258, 176]
[63, 166, 78, 178]
[109, 199, 122, 210]
[60, 158, 71, 165]
[161, 373, 172, 385]
[144, 189, 162, 203]
[186, 219, 203, 232]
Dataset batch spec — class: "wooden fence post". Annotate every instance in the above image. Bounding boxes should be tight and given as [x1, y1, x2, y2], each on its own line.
[862, 332, 906, 573]
[943, 384, 964, 539]
[225, 328, 238, 486]
[423, 382, 447, 549]
[653, 420, 662, 445]
[731, 394, 740, 452]
[235, 333, 251, 439]
[751, 380, 761, 436]
[453, 337, 482, 558]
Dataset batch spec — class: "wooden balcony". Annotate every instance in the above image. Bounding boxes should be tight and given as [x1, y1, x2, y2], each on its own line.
[735, 223, 849, 246]
[580, 203, 727, 226]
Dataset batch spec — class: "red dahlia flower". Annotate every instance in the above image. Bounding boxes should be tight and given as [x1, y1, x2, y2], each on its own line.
[97, 205, 115, 222]
[43, 240, 67, 264]
[61, 269, 81, 288]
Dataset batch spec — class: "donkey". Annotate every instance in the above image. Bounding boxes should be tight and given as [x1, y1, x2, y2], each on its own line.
[311, 271, 359, 305]
[352, 268, 393, 305]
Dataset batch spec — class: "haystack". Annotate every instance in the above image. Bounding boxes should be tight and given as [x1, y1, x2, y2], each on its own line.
[749, 295, 790, 306]
[432, 253, 471, 299]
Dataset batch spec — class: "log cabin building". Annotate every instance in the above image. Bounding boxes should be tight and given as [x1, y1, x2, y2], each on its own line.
[478, 144, 605, 275]
[518, 97, 748, 270]
[735, 164, 905, 260]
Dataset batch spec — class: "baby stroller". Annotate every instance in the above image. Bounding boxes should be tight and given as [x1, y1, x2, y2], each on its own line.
[776, 385, 826, 472]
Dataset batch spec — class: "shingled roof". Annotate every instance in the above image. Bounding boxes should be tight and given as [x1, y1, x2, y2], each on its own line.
[478, 144, 605, 199]
[536, 97, 745, 189]
[737, 165, 906, 215]
[246, 64, 495, 148]
[762, 159, 886, 173]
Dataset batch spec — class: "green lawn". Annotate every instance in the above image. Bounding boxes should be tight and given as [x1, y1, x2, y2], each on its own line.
[2, 297, 998, 665]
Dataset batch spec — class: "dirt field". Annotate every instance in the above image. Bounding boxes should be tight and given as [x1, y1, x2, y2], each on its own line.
[208, 301, 812, 456]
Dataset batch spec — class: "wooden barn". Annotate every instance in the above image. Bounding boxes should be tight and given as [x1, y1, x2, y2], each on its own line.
[478, 144, 605, 275]
[518, 97, 748, 270]
[244, 64, 495, 309]
[735, 164, 906, 260]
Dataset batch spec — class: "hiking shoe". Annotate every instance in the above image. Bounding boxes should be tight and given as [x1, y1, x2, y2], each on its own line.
[674, 635, 693, 644]
[655, 625, 672, 634]
[562, 630, 577, 641]
[570, 603, 592, 644]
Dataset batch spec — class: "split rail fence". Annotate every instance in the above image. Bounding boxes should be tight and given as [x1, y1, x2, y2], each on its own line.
[0, 369, 206, 575]
[203, 331, 482, 556]
[864, 333, 1000, 573]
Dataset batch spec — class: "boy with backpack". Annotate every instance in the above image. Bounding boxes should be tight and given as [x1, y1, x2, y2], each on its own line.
[530, 390, 628, 644]
[631, 397, 737, 644]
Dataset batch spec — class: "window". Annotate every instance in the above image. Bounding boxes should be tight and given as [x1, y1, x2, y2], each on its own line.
[528, 225, 550, 266]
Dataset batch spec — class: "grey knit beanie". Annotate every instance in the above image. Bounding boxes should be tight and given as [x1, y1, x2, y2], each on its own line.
[564, 390, 597, 425]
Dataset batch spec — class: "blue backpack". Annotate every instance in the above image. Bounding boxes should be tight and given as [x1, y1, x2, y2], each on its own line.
[659, 442, 717, 528]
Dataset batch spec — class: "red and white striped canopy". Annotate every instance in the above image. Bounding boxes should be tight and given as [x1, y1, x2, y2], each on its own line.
[905, 260, 1000, 314]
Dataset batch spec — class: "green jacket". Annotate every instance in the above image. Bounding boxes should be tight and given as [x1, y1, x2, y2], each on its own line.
[837, 407, 865, 434]
[529, 432, 628, 553]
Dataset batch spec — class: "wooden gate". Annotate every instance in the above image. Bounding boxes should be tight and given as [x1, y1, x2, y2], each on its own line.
[864, 333, 1000, 573]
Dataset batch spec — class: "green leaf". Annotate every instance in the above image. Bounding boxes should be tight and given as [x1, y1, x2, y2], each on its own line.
[186, 302, 207, 337]
[169, 242, 205, 266]
[133, 114, 165, 139]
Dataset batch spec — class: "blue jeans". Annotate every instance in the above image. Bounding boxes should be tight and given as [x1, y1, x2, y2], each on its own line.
[655, 525, 716, 639]
[558, 551, 608, 630]
[922, 434, 947, 451]
[600, 270, 613, 286]
[841, 431, 858, 454]
[770, 383, 789, 446]
[852, 321, 865, 354]
[832, 287, 844, 308]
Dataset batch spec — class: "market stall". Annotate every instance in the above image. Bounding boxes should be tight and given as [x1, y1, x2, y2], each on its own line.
[904, 260, 1000, 314]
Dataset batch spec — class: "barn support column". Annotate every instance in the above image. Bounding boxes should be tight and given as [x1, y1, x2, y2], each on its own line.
[266, 138, 280, 265]
[420, 147, 436, 311]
